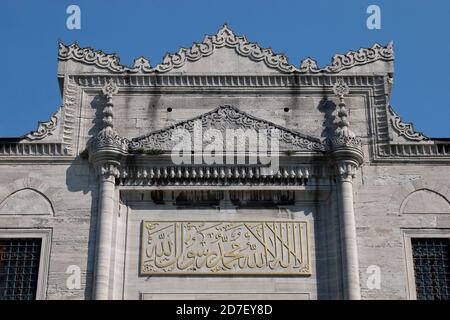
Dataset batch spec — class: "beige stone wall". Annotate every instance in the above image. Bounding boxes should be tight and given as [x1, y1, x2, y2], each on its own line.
[0, 161, 96, 299]
[355, 164, 450, 299]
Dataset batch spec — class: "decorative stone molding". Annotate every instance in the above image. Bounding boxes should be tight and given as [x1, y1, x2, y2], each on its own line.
[0, 188, 54, 216]
[25, 109, 59, 141]
[0, 142, 68, 157]
[329, 136, 362, 150]
[0, 177, 65, 215]
[62, 77, 79, 155]
[58, 25, 393, 75]
[130, 105, 326, 152]
[388, 106, 428, 141]
[119, 165, 321, 187]
[74, 74, 380, 88]
[299, 42, 394, 74]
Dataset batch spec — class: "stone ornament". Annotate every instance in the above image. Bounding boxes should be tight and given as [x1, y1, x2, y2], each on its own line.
[332, 78, 350, 98]
[388, 106, 428, 141]
[25, 109, 59, 141]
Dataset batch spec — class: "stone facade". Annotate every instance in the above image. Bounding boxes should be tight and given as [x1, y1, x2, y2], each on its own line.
[1, 25, 449, 300]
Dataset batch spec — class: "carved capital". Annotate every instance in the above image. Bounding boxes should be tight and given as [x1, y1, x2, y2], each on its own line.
[95, 161, 121, 181]
[333, 159, 360, 182]
[88, 131, 129, 156]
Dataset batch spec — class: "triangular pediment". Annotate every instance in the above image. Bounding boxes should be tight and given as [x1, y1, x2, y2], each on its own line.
[129, 105, 326, 153]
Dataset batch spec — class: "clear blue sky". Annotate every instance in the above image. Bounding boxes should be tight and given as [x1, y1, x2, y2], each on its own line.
[0, 0, 449, 137]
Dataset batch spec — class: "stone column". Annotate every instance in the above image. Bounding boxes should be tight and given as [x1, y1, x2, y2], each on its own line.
[93, 161, 119, 299]
[88, 80, 128, 299]
[335, 160, 361, 300]
[330, 79, 364, 300]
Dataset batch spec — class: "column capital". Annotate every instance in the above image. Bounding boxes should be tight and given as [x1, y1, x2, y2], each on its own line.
[94, 160, 121, 181]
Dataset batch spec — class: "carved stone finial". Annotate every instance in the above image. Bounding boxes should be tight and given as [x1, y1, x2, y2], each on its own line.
[332, 78, 355, 139]
[87, 79, 128, 164]
[329, 79, 364, 173]
[100, 80, 118, 135]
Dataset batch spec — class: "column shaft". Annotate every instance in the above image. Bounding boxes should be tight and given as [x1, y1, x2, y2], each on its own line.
[93, 174, 116, 300]
[338, 177, 361, 300]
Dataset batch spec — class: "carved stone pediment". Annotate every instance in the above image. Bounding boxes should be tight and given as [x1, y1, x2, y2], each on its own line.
[129, 105, 326, 153]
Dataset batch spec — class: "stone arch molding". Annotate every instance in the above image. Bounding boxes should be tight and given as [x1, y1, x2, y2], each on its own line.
[0, 178, 58, 216]
[386, 178, 450, 215]
[400, 188, 450, 214]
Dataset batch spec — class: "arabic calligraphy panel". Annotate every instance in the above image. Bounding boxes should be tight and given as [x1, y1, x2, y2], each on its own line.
[140, 221, 311, 275]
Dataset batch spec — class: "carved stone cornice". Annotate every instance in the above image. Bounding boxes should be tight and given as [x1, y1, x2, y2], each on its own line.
[388, 106, 428, 141]
[58, 26, 393, 75]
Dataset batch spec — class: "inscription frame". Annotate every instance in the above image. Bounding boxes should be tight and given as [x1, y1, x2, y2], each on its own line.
[139, 220, 312, 276]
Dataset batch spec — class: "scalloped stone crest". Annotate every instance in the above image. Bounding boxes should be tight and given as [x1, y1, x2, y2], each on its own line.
[25, 109, 59, 141]
[58, 25, 394, 74]
[388, 106, 428, 141]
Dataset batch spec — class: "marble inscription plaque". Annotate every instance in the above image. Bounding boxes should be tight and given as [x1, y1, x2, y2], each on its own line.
[140, 221, 311, 275]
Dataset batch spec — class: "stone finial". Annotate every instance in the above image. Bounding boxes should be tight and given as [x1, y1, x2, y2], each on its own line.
[329, 79, 363, 171]
[87, 79, 128, 161]
[100, 79, 118, 135]
[332, 78, 355, 139]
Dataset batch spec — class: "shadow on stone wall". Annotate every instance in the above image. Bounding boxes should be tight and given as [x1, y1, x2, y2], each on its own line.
[318, 97, 336, 140]
[65, 155, 98, 299]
